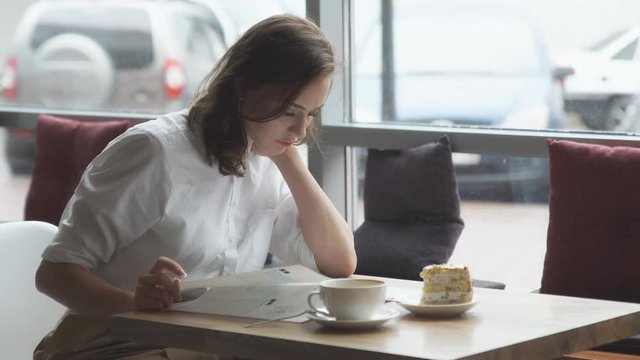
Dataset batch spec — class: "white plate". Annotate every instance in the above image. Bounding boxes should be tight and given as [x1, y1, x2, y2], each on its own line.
[397, 300, 480, 317]
[307, 307, 400, 329]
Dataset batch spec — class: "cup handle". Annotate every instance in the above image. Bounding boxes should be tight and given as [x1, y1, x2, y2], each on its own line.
[307, 290, 331, 317]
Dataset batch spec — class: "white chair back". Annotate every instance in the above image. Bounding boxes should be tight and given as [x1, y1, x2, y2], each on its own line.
[0, 221, 66, 358]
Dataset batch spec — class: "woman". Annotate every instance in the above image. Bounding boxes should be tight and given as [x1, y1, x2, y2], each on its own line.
[34, 14, 356, 359]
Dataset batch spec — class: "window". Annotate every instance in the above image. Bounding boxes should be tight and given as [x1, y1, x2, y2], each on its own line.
[0, 0, 305, 220]
[314, 0, 640, 291]
[2, 0, 640, 291]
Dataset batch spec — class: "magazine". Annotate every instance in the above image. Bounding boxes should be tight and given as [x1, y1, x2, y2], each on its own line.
[170, 265, 328, 323]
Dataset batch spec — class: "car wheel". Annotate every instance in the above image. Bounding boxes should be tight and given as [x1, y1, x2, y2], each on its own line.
[33, 33, 114, 109]
[601, 96, 637, 132]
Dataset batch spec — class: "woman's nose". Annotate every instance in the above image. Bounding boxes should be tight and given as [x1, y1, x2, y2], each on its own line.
[289, 114, 307, 139]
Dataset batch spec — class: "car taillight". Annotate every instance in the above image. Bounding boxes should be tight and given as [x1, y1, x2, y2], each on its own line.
[552, 67, 574, 91]
[163, 58, 186, 99]
[1, 57, 18, 99]
[12, 128, 32, 137]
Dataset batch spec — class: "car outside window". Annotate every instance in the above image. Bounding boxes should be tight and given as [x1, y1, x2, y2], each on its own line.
[0, 0, 303, 177]
[30, 8, 154, 70]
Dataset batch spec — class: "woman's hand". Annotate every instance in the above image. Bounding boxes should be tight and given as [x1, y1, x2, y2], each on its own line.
[134, 256, 187, 310]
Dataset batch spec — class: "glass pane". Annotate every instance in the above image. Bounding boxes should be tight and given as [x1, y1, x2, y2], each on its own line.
[0, 0, 305, 221]
[0, 0, 303, 115]
[353, 146, 549, 291]
[0, 126, 30, 221]
[352, 0, 640, 134]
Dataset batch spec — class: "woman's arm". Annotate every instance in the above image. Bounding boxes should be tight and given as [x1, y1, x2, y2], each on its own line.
[36, 260, 134, 316]
[270, 146, 356, 278]
[36, 257, 185, 316]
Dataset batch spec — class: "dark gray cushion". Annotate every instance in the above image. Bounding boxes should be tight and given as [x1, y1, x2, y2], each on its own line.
[354, 221, 463, 280]
[363, 137, 462, 223]
[354, 136, 464, 280]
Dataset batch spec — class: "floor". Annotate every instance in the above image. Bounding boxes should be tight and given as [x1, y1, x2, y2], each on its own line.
[451, 201, 548, 292]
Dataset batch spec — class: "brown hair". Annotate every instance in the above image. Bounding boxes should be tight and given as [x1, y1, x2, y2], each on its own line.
[188, 14, 335, 176]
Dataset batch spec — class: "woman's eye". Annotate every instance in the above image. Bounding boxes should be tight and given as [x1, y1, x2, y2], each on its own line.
[284, 111, 296, 117]
[308, 112, 318, 119]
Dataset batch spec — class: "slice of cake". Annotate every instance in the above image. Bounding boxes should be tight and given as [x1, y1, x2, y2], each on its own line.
[420, 264, 473, 304]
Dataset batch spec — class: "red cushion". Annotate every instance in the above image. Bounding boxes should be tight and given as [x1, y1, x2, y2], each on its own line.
[24, 114, 131, 225]
[541, 139, 640, 302]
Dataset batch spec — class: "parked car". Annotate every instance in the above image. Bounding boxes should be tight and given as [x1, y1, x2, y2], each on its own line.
[1, 0, 228, 173]
[353, 3, 573, 202]
[557, 27, 640, 132]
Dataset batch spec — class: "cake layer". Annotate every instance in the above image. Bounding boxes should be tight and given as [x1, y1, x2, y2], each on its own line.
[422, 291, 473, 304]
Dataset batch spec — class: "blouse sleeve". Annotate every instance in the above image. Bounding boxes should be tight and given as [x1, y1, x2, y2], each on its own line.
[42, 128, 170, 270]
[268, 181, 318, 271]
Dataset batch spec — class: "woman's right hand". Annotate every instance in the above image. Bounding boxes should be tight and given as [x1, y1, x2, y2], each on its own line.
[134, 256, 187, 310]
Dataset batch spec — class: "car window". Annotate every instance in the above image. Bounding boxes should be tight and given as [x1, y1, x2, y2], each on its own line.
[200, 21, 227, 61]
[30, 7, 153, 69]
[612, 38, 637, 60]
[190, 25, 215, 62]
[189, 20, 222, 79]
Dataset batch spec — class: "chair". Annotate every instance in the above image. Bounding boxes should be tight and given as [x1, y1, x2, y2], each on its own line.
[542, 139, 640, 357]
[24, 114, 130, 225]
[353, 137, 505, 289]
[0, 221, 67, 359]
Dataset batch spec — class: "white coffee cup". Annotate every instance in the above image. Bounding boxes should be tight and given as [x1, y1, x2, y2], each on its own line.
[307, 278, 386, 320]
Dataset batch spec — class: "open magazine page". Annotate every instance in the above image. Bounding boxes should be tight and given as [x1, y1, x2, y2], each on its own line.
[171, 265, 328, 322]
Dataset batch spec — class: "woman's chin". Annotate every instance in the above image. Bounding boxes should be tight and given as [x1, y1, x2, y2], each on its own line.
[252, 145, 284, 157]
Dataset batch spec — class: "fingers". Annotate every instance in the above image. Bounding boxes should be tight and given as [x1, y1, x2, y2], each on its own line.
[172, 278, 181, 301]
[133, 257, 186, 311]
[151, 257, 184, 301]
[149, 256, 187, 278]
[134, 268, 183, 311]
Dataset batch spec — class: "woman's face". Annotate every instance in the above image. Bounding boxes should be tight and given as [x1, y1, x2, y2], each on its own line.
[242, 75, 332, 157]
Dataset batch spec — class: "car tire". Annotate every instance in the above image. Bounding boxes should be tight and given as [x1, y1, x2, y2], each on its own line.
[583, 95, 638, 132]
[33, 33, 114, 109]
[605, 95, 638, 132]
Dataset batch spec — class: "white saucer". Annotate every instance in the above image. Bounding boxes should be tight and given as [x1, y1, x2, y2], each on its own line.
[397, 300, 479, 317]
[307, 307, 400, 329]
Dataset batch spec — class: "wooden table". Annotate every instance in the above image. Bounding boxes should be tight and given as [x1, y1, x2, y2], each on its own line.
[109, 277, 640, 360]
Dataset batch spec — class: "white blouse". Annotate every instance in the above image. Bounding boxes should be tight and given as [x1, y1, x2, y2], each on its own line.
[42, 110, 317, 292]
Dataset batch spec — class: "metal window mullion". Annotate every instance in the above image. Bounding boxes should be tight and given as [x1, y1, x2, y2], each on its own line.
[308, 0, 353, 224]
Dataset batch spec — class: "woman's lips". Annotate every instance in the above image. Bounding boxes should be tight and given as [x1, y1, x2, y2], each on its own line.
[277, 140, 293, 147]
